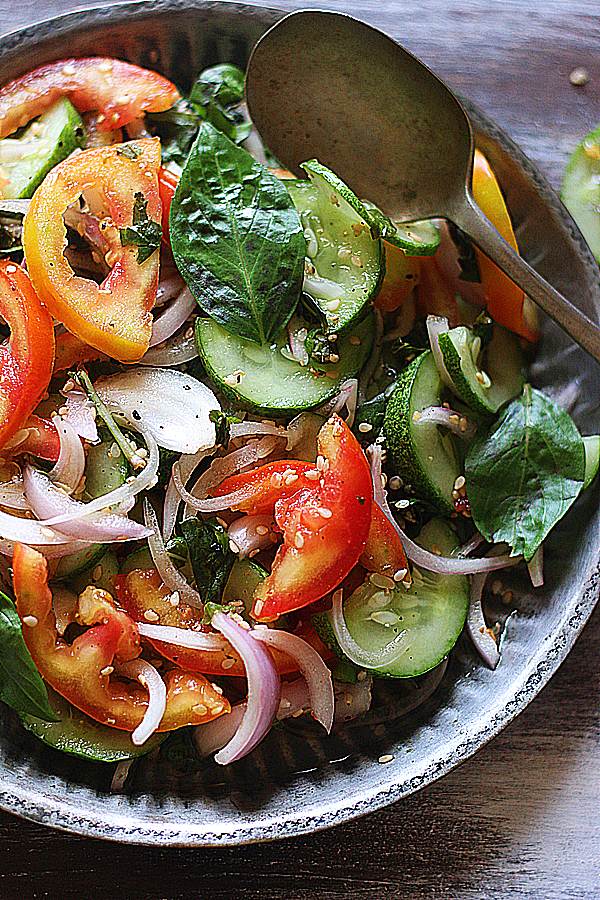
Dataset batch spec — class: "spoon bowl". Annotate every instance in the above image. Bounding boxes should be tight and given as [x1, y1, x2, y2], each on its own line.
[247, 10, 600, 362]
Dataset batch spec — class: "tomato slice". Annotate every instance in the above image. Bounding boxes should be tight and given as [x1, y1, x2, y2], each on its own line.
[212, 460, 315, 516]
[375, 242, 420, 312]
[12, 545, 229, 732]
[416, 256, 459, 326]
[0, 58, 179, 139]
[359, 502, 408, 577]
[158, 166, 178, 245]
[0, 262, 54, 451]
[116, 568, 300, 677]
[24, 139, 161, 363]
[252, 416, 373, 622]
[472, 149, 539, 342]
[53, 331, 106, 373]
[5, 415, 60, 462]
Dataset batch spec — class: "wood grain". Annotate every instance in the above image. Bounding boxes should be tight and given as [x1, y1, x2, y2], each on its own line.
[0, 1, 598, 897]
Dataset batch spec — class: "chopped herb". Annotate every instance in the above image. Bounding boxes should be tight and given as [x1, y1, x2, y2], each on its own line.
[119, 192, 161, 264]
[209, 409, 242, 446]
[116, 143, 142, 160]
[179, 518, 236, 604]
[74, 369, 138, 467]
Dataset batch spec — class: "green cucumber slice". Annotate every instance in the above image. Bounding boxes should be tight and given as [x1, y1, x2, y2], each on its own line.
[583, 435, 600, 490]
[361, 199, 440, 255]
[438, 324, 524, 415]
[561, 125, 600, 262]
[121, 546, 154, 574]
[0, 99, 85, 199]
[384, 351, 460, 513]
[196, 313, 373, 415]
[71, 549, 119, 596]
[223, 558, 268, 615]
[20, 687, 165, 762]
[287, 161, 383, 332]
[52, 543, 106, 581]
[83, 439, 129, 501]
[340, 519, 468, 678]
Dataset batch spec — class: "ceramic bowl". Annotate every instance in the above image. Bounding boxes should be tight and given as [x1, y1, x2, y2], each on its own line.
[0, 0, 597, 846]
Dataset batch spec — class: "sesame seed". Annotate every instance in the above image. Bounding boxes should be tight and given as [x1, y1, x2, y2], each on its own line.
[305, 469, 320, 481]
[454, 475, 466, 491]
[144, 609, 160, 622]
[349, 335, 362, 346]
[211, 683, 224, 695]
[357, 670, 367, 682]
[316, 455, 328, 472]
[221, 658, 236, 670]
[270, 472, 283, 487]
[317, 507, 333, 518]
[92, 565, 103, 580]
[169, 592, 180, 607]
[378, 754, 394, 764]
[62, 64, 77, 76]
[22, 615, 38, 627]
[449, 413, 460, 425]
[193, 703, 208, 715]
[256, 525, 269, 536]
[412, 410, 422, 422]
[326, 298, 341, 312]
[254, 599, 264, 616]
[569, 66, 589, 86]
[325, 370, 339, 379]
[369, 572, 396, 590]
[294, 532, 305, 549]
[459, 417, 470, 433]
[284, 473, 299, 485]
[358, 421, 373, 433]
[393, 568, 408, 582]
[351, 254, 363, 268]
[100, 665, 114, 676]
[137, 447, 148, 459]
[229, 539, 240, 553]
[370, 609, 400, 626]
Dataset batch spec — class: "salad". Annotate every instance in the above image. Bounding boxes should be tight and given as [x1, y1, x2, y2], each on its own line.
[0, 55, 596, 787]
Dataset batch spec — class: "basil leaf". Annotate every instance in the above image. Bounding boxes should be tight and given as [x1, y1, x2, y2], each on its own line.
[179, 517, 235, 603]
[119, 191, 162, 264]
[170, 122, 306, 344]
[190, 64, 251, 144]
[0, 591, 57, 721]
[465, 385, 585, 560]
[148, 99, 201, 169]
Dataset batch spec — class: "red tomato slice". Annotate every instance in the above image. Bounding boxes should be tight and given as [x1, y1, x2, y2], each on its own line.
[359, 502, 408, 577]
[158, 166, 178, 246]
[252, 416, 373, 622]
[0, 262, 54, 451]
[24, 139, 161, 363]
[212, 460, 315, 516]
[53, 331, 107, 373]
[0, 58, 179, 139]
[5, 415, 60, 462]
[116, 568, 299, 677]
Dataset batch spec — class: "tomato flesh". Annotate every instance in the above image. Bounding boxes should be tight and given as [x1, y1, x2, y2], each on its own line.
[212, 460, 315, 515]
[24, 139, 161, 363]
[0, 58, 179, 139]
[359, 502, 408, 577]
[252, 416, 373, 621]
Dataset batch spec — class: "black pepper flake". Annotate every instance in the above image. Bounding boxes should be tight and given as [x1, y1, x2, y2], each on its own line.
[131, 409, 141, 421]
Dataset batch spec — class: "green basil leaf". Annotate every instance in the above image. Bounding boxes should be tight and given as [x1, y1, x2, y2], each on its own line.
[190, 63, 245, 108]
[170, 122, 306, 344]
[147, 99, 201, 169]
[0, 591, 57, 721]
[465, 385, 585, 560]
[119, 191, 162, 264]
[179, 517, 235, 604]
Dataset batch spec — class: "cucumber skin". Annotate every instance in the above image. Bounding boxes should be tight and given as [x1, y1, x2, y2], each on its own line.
[383, 352, 456, 514]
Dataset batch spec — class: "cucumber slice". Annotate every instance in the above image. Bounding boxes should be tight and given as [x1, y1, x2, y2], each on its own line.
[83, 439, 129, 501]
[438, 324, 524, 415]
[561, 125, 600, 262]
[20, 687, 165, 762]
[71, 550, 119, 595]
[0, 99, 85, 199]
[196, 313, 373, 415]
[52, 543, 106, 581]
[384, 351, 461, 513]
[583, 435, 600, 490]
[361, 200, 440, 255]
[121, 546, 154, 574]
[223, 558, 268, 615]
[287, 161, 383, 332]
[340, 519, 468, 678]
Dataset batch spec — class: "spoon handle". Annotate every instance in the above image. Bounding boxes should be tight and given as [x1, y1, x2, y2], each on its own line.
[452, 195, 600, 363]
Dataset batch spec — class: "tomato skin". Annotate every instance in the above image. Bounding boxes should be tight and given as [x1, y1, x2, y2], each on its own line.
[212, 460, 315, 515]
[13, 545, 229, 732]
[6, 415, 60, 462]
[24, 139, 161, 363]
[359, 502, 408, 577]
[53, 331, 106, 373]
[0, 262, 54, 451]
[158, 166, 178, 245]
[116, 568, 299, 677]
[252, 416, 373, 622]
[375, 242, 420, 312]
[0, 58, 179, 139]
[416, 256, 459, 326]
[472, 149, 539, 342]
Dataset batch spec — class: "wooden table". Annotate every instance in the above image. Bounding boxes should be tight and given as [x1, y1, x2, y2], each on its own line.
[0, 1, 598, 896]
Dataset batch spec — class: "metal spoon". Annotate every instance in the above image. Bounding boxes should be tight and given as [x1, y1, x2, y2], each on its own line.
[246, 10, 600, 363]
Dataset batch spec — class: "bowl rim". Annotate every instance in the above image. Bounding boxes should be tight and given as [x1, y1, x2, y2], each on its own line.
[0, 0, 598, 847]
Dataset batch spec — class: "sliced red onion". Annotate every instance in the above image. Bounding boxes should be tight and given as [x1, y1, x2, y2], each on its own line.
[320, 378, 358, 427]
[227, 515, 275, 559]
[115, 658, 167, 746]
[143, 499, 202, 610]
[415, 405, 476, 439]
[162, 446, 215, 541]
[0, 198, 31, 215]
[211, 611, 280, 765]
[367, 444, 521, 575]
[48, 417, 85, 494]
[24, 466, 151, 543]
[155, 272, 185, 308]
[150, 288, 196, 347]
[137, 621, 226, 651]
[286, 316, 309, 366]
[34, 430, 159, 529]
[467, 573, 500, 669]
[140, 330, 198, 368]
[527, 546, 544, 588]
[0, 508, 90, 546]
[173, 436, 282, 515]
[426, 315, 454, 389]
[252, 627, 334, 732]
[95, 368, 219, 454]
[0, 479, 27, 511]
[195, 677, 312, 757]
[357, 308, 383, 404]
[63, 392, 98, 442]
[229, 421, 286, 441]
[333, 674, 373, 723]
[331, 589, 410, 670]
